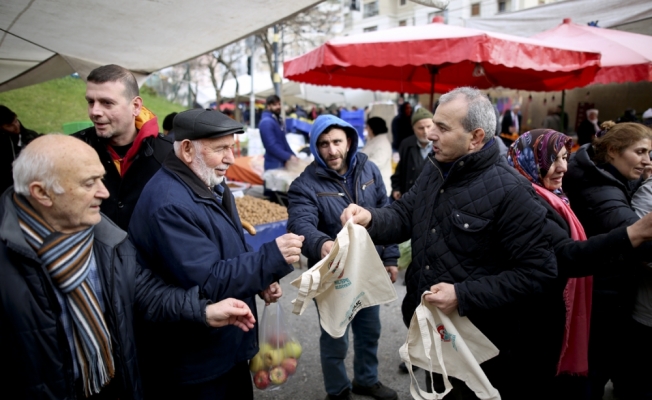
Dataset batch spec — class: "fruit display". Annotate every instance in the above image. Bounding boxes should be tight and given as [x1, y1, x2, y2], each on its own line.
[250, 338, 302, 390]
[234, 195, 288, 226]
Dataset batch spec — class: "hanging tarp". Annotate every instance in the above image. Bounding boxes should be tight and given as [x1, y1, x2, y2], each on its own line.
[0, 0, 322, 92]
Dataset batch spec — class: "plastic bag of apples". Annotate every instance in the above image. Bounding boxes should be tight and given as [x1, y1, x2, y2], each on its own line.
[250, 302, 302, 390]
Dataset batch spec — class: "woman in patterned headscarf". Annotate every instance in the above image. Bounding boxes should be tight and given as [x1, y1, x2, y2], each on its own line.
[507, 129, 652, 399]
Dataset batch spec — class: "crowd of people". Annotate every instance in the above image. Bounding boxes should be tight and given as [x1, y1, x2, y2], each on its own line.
[3, 63, 652, 400]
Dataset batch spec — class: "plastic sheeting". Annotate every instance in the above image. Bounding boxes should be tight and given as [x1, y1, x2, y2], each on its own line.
[0, 0, 322, 92]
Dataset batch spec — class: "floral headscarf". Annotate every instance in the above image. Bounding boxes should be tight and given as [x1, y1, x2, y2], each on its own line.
[508, 129, 573, 197]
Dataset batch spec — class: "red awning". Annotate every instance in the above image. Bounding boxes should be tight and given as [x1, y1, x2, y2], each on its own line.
[284, 22, 601, 94]
[532, 18, 652, 85]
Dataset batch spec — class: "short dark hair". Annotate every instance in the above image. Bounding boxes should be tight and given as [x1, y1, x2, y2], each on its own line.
[87, 64, 139, 100]
[0, 105, 17, 126]
[266, 95, 280, 106]
[163, 112, 178, 131]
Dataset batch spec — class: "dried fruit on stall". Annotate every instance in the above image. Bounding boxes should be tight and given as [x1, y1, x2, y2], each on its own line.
[234, 195, 288, 225]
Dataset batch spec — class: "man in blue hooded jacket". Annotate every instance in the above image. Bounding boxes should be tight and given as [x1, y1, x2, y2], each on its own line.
[287, 115, 399, 400]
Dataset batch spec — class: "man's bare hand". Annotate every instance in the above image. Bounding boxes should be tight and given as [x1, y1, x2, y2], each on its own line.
[259, 282, 282, 305]
[340, 204, 372, 228]
[321, 240, 334, 259]
[205, 298, 256, 331]
[385, 266, 398, 283]
[424, 282, 458, 315]
[392, 191, 401, 201]
[276, 233, 304, 264]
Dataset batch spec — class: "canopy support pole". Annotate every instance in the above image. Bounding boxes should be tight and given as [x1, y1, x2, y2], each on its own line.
[428, 65, 439, 112]
[561, 89, 566, 133]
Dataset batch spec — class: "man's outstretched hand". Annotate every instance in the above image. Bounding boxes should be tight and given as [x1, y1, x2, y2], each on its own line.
[205, 298, 256, 331]
[340, 204, 372, 228]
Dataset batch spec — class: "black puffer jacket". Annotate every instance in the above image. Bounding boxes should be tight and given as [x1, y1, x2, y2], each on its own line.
[73, 128, 172, 231]
[0, 190, 208, 400]
[367, 140, 557, 352]
[563, 144, 650, 314]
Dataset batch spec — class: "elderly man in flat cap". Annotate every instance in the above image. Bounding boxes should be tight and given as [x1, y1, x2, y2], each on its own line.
[0, 134, 256, 399]
[128, 109, 304, 400]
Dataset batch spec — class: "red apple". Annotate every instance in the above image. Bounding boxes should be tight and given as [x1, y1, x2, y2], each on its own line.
[269, 365, 288, 385]
[281, 357, 297, 375]
[267, 332, 288, 348]
[253, 370, 270, 390]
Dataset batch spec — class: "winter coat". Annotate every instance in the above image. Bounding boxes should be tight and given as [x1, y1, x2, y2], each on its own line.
[562, 144, 651, 316]
[366, 140, 557, 354]
[360, 133, 393, 195]
[0, 190, 209, 400]
[128, 153, 293, 386]
[73, 127, 172, 231]
[391, 103, 413, 151]
[576, 119, 600, 146]
[259, 110, 295, 170]
[390, 134, 428, 195]
[287, 114, 398, 269]
[0, 122, 39, 193]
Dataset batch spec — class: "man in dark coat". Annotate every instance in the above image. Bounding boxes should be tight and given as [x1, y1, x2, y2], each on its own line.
[73, 64, 173, 231]
[259, 94, 298, 171]
[0, 105, 40, 193]
[390, 107, 433, 201]
[499, 103, 522, 147]
[287, 114, 399, 400]
[577, 108, 601, 146]
[342, 87, 558, 400]
[0, 134, 255, 400]
[128, 109, 304, 400]
[391, 102, 413, 151]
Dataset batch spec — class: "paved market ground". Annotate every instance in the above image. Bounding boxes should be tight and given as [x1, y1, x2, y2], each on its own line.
[253, 267, 616, 400]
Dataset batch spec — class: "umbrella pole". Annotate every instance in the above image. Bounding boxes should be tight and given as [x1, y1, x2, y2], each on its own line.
[428, 66, 438, 111]
[561, 89, 566, 133]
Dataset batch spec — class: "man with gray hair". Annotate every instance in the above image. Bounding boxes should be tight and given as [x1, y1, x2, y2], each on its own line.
[128, 108, 304, 399]
[341, 87, 557, 399]
[0, 134, 257, 399]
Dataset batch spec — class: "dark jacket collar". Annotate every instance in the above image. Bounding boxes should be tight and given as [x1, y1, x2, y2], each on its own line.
[429, 138, 500, 182]
[162, 152, 216, 200]
[161, 152, 236, 219]
[1, 189, 127, 256]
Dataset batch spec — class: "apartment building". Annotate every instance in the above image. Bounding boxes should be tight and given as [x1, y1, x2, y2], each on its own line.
[342, 0, 562, 34]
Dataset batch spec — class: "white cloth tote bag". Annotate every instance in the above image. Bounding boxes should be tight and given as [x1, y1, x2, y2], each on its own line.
[291, 219, 397, 338]
[399, 291, 501, 400]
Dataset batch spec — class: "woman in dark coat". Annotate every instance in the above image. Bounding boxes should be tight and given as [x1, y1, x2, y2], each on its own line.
[391, 102, 413, 151]
[509, 128, 652, 400]
[563, 121, 652, 400]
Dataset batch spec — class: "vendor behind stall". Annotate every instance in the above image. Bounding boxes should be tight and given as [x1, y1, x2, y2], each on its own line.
[259, 95, 298, 171]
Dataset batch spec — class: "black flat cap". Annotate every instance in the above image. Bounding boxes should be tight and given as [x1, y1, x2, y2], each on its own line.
[173, 109, 244, 141]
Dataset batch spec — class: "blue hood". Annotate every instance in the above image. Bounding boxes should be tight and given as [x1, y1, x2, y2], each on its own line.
[309, 114, 359, 172]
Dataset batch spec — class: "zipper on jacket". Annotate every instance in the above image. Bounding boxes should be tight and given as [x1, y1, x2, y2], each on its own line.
[317, 192, 346, 197]
[361, 179, 374, 190]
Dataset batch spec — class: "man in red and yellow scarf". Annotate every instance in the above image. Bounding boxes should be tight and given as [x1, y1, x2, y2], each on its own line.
[74, 64, 174, 230]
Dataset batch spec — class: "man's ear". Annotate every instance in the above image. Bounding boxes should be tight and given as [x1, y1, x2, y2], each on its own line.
[469, 128, 486, 151]
[178, 140, 195, 164]
[28, 182, 53, 207]
[132, 96, 143, 117]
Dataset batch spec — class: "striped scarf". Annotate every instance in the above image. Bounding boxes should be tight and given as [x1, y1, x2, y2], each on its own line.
[13, 193, 115, 397]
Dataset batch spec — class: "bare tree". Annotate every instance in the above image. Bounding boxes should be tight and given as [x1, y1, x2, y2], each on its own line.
[196, 41, 246, 121]
[255, 0, 341, 87]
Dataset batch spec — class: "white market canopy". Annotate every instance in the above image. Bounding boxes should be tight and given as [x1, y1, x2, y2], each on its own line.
[465, 0, 652, 37]
[0, 0, 322, 92]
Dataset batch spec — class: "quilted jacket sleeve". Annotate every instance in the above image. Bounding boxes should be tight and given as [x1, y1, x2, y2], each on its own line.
[454, 184, 558, 316]
[372, 166, 399, 265]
